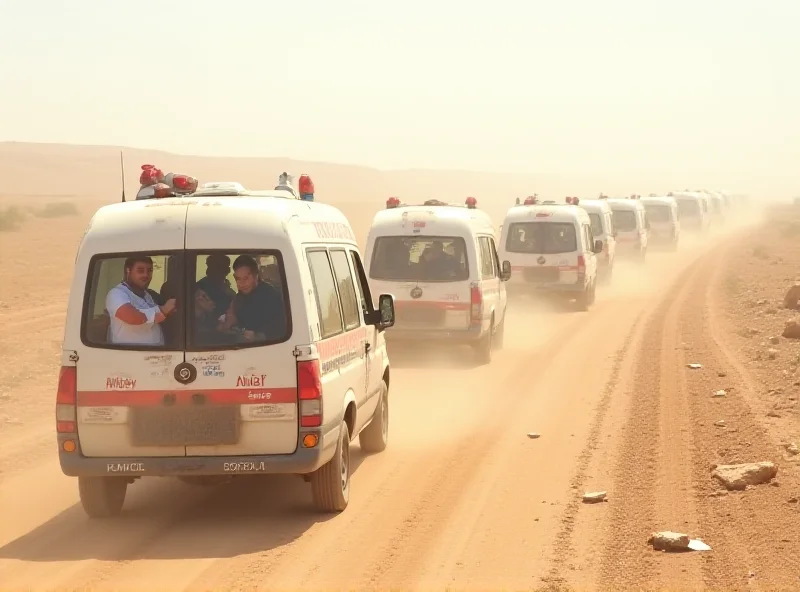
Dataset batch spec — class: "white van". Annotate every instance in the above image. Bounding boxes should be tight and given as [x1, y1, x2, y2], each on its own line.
[498, 196, 603, 310]
[640, 195, 680, 250]
[56, 175, 396, 517]
[605, 197, 649, 262]
[577, 198, 617, 283]
[669, 191, 710, 234]
[364, 197, 510, 364]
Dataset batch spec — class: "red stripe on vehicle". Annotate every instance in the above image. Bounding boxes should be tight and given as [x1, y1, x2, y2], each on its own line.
[77, 387, 297, 407]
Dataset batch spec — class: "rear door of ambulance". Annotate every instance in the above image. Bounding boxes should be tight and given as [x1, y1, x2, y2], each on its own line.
[75, 203, 190, 459]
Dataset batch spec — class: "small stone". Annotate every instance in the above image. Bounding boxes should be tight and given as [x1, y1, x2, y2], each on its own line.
[648, 531, 690, 551]
[786, 443, 799, 456]
[767, 410, 781, 418]
[712, 462, 778, 490]
[769, 336, 780, 345]
[788, 497, 799, 504]
[771, 481, 781, 487]
[718, 371, 727, 377]
[582, 491, 607, 503]
[527, 432, 541, 439]
[714, 420, 726, 427]
[713, 390, 727, 398]
[768, 348, 779, 360]
[687, 363, 703, 369]
[708, 490, 728, 497]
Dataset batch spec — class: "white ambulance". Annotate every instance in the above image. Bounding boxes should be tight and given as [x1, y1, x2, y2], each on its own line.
[498, 196, 603, 310]
[363, 197, 510, 364]
[669, 191, 710, 234]
[576, 197, 617, 283]
[605, 196, 649, 262]
[56, 174, 396, 517]
[640, 195, 680, 250]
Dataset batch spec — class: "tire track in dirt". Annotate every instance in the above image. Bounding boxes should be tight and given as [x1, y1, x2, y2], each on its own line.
[594, 256, 707, 591]
[679, 248, 800, 591]
[185, 321, 586, 592]
[537, 314, 643, 590]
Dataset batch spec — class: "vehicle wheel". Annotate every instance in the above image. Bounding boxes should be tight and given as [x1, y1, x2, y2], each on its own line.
[78, 476, 128, 518]
[311, 421, 351, 512]
[359, 381, 389, 454]
[575, 288, 591, 311]
[473, 316, 494, 364]
[493, 315, 506, 350]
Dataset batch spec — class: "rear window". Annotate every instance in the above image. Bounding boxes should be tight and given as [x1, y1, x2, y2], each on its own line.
[644, 205, 671, 223]
[588, 213, 604, 236]
[677, 199, 699, 217]
[611, 210, 637, 232]
[505, 222, 577, 254]
[369, 236, 469, 282]
[82, 250, 291, 351]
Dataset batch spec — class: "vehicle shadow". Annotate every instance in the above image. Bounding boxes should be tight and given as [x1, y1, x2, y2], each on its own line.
[0, 451, 368, 562]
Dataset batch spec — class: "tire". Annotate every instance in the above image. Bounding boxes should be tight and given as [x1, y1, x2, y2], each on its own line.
[78, 476, 128, 518]
[311, 421, 351, 512]
[494, 315, 506, 350]
[575, 287, 591, 311]
[473, 316, 494, 364]
[360, 381, 389, 454]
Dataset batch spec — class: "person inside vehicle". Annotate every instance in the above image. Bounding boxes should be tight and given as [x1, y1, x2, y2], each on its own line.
[420, 241, 457, 279]
[105, 256, 177, 345]
[218, 255, 286, 342]
[195, 254, 236, 320]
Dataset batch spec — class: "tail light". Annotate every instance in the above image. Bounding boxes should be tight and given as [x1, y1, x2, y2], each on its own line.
[297, 360, 322, 427]
[56, 366, 77, 433]
[577, 254, 586, 275]
[470, 284, 483, 325]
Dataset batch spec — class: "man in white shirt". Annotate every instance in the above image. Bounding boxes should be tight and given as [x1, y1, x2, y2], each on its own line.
[106, 256, 177, 345]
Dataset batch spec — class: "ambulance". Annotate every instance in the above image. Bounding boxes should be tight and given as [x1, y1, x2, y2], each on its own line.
[640, 195, 680, 250]
[498, 196, 603, 310]
[604, 196, 649, 262]
[56, 173, 396, 517]
[669, 191, 710, 234]
[363, 197, 510, 364]
[577, 197, 617, 283]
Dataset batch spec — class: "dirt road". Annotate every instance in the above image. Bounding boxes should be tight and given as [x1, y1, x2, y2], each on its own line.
[2, 216, 798, 591]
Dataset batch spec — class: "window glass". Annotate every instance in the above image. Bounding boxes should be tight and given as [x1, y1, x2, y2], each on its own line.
[588, 213, 604, 236]
[610, 210, 637, 232]
[350, 251, 371, 314]
[82, 252, 184, 349]
[330, 250, 361, 330]
[81, 250, 291, 351]
[505, 222, 577, 254]
[478, 237, 495, 279]
[369, 236, 469, 282]
[308, 250, 344, 339]
[191, 252, 289, 348]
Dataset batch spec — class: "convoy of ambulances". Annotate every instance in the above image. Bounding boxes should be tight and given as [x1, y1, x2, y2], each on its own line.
[363, 197, 510, 364]
[604, 196, 649, 262]
[669, 191, 711, 234]
[498, 196, 603, 310]
[576, 197, 616, 283]
[640, 195, 680, 250]
[57, 172, 397, 517]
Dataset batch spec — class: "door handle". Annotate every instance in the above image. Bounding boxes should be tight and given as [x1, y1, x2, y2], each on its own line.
[365, 342, 371, 353]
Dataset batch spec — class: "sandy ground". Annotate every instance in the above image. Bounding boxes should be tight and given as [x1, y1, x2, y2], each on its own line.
[1, 194, 798, 591]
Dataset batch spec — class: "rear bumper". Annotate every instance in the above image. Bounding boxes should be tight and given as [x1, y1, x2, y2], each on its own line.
[57, 424, 339, 478]
[386, 323, 485, 344]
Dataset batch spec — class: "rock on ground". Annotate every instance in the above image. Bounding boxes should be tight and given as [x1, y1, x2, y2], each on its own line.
[648, 531, 690, 551]
[783, 320, 800, 339]
[711, 461, 778, 491]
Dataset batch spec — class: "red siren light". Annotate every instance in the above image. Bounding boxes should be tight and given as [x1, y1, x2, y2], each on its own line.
[524, 194, 538, 205]
[171, 174, 198, 192]
[139, 164, 164, 186]
[298, 174, 315, 201]
[386, 197, 401, 209]
[465, 196, 477, 209]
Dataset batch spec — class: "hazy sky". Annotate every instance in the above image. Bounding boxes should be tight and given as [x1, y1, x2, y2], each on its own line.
[2, 0, 799, 187]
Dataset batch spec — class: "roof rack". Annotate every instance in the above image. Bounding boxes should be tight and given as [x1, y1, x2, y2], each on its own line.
[386, 197, 480, 210]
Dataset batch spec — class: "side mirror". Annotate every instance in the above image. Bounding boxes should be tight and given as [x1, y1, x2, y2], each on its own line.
[593, 240, 603, 254]
[500, 260, 512, 281]
[377, 294, 395, 330]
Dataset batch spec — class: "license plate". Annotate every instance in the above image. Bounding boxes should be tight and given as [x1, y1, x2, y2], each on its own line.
[130, 405, 240, 447]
